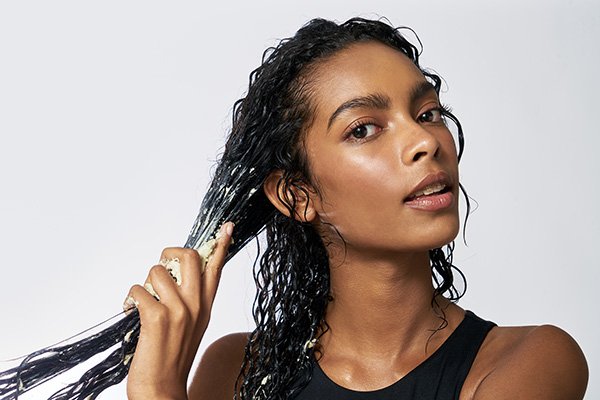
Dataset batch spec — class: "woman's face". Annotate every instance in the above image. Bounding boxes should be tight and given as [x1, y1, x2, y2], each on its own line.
[303, 41, 460, 256]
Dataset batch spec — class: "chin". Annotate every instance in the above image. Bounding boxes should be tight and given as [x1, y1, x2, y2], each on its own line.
[434, 225, 460, 249]
[415, 217, 460, 251]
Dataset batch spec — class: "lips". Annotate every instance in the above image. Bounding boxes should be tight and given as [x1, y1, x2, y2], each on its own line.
[404, 171, 452, 202]
[406, 181, 447, 200]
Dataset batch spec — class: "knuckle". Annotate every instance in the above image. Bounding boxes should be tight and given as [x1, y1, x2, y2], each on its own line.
[129, 284, 145, 296]
[161, 247, 202, 266]
[148, 264, 167, 280]
[179, 248, 201, 263]
[174, 307, 191, 324]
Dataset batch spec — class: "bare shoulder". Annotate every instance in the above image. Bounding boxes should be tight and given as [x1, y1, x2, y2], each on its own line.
[188, 332, 250, 400]
[463, 324, 588, 400]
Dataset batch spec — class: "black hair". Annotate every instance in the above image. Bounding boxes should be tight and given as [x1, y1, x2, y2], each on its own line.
[0, 16, 468, 400]
[224, 16, 469, 400]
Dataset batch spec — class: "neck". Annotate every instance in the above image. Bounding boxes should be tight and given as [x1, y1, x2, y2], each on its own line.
[319, 247, 457, 362]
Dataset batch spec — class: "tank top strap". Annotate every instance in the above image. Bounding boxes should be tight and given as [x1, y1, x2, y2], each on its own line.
[429, 310, 497, 398]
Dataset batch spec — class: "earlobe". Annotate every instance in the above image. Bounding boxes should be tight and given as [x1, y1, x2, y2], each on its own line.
[263, 170, 317, 223]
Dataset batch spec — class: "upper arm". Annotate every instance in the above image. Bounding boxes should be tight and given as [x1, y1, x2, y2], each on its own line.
[473, 325, 588, 400]
[188, 332, 249, 400]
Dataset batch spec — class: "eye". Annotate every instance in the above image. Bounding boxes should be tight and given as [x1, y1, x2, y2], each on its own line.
[344, 120, 382, 142]
[418, 107, 444, 123]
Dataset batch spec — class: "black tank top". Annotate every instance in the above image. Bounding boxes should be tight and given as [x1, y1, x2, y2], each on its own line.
[293, 310, 496, 400]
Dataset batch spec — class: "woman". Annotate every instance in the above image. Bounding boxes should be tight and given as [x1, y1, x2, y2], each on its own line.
[125, 17, 588, 400]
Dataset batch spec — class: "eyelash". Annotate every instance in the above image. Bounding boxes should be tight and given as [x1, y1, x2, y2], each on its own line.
[418, 103, 453, 123]
[343, 103, 454, 143]
[343, 118, 380, 143]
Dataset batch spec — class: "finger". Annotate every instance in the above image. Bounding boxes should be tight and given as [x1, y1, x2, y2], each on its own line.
[145, 264, 183, 305]
[160, 247, 205, 296]
[125, 284, 163, 320]
[201, 221, 234, 305]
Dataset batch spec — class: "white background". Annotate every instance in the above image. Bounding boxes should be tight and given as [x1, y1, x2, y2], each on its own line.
[0, 1, 598, 398]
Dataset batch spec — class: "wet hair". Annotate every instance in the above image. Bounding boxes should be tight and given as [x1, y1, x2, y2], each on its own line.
[0, 16, 468, 400]
[226, 17, 468, 400]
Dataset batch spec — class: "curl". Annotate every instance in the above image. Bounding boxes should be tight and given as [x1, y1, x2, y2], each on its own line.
[0, 16, 473, 400]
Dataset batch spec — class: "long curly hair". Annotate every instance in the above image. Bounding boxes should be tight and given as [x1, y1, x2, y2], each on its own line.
[219, 17, 470, 400]
[0, 16, 468, 400]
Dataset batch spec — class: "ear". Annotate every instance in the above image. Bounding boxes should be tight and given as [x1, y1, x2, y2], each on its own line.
[263, 170, 318, 223]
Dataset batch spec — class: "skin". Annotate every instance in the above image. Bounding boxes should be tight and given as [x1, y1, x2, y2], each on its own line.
[127, 42, 588, 399]
[125, 222, 235, 399]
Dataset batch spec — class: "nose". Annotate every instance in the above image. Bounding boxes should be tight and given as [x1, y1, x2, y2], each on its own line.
[400, 123, 441, 165]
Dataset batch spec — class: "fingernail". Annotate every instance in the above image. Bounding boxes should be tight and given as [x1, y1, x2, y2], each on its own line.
[217, 222, 233, 239]
[217, 223, 227, 239]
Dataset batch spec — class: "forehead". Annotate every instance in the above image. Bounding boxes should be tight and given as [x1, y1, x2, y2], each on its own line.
[308, 41, 427, 117]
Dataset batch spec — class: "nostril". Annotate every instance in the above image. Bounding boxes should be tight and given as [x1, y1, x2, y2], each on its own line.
[412, 147, 440, 162]
[413, 151, 427, 162]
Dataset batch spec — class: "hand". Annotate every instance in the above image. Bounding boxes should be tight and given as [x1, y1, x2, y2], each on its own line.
[125, 222, 234, 400]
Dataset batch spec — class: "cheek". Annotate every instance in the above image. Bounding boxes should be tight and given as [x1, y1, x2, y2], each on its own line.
[307, 135, 460, 251]
[310, 148, 402, 234]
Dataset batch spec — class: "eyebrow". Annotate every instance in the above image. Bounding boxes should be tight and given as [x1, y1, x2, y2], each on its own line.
[327, 93, 390, 131]
[326, 80, 438, 131]
[408, 80, 438, 108]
